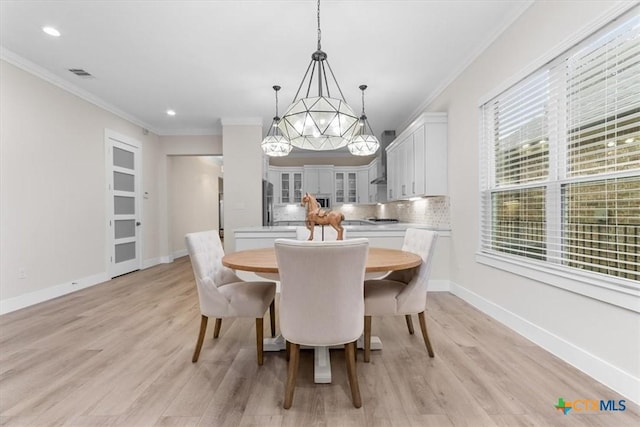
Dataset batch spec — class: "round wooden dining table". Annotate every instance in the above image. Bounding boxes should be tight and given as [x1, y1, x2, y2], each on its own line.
[222, 245, 422, 384]
[222, 246, 421, 274]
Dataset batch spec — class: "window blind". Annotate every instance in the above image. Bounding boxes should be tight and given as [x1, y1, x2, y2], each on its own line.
[480, 7, 640, 284]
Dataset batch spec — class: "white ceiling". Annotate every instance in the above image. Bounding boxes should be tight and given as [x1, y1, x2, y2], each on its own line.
[0, 1, 531, 141]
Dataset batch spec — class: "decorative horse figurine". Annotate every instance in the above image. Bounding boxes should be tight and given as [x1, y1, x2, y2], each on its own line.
[301, 193, 345, 240]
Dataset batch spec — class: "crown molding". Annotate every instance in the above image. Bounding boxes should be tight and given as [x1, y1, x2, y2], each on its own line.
[0, 47, 164, 135]
[398, 0, 534, 134]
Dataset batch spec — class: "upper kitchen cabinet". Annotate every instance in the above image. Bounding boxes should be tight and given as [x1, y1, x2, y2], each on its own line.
[386, 113, 447, 200]
[334, 166, 370, 204]
[367, 158, 380, 203]
[334, 169, 357, 204]
[357, 169, 370, 204]
[269, 166, 303, 204]
[303, 166, 334, 195]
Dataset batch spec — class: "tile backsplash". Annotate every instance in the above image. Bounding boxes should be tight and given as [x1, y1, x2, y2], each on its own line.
[376, 197, 450, 229]
[273, 196, 450, 229]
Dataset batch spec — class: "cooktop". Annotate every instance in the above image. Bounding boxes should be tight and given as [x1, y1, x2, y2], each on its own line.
[367, 218, 399, 223]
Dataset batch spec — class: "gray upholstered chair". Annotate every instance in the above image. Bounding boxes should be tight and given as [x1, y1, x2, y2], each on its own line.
[275, 238, 369, 409]
[295, 225, 346, 241]
[363, 228, 439, 362]
[185, 230, 276, 365]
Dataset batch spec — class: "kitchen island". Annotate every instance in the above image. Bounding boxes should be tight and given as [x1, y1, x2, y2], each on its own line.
[233, 223, 450, 291]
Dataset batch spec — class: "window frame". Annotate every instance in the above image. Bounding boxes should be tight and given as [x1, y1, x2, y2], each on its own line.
[477, 6, 640, 313]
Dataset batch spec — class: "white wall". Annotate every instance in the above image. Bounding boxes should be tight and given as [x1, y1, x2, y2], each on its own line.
[0, 59, 225, 312]
[221, 119, 263, 253]
[156, 135, 222, 261]
[423, 1, 639, 402]
[0, 59, 162, 308]
[169, 156, 222, 255]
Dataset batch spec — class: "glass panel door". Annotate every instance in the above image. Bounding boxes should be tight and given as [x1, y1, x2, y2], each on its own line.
[107, 131, 141, 277]
[335, 172, 344, 203]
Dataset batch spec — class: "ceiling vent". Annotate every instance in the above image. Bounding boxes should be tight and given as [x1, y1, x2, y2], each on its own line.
[68, 68, 94, 78]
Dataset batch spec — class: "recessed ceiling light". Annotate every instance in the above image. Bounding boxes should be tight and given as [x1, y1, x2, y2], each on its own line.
[42, 26, 60, 37]
[166, 110, 176, 116]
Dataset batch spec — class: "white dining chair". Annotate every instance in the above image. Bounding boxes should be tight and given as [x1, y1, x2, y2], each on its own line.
[363, 228, 439, 362]
[275, 238, 369, 409]
[295, 225, 346, 241]
[185, 230, 276, 365]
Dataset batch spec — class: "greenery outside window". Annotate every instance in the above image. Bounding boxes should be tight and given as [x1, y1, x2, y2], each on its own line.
[480, 8, 639, 287]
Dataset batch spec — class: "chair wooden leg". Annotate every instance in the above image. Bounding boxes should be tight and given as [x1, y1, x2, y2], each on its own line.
[269, 300, 276, 338]
[285, 340, 290, 361]
[364, 316, 372, 363]
[345, 341, 362, 408]
[405, 314, 415, 335]
[192, 315, 208, 363]
[213, 318, 222, 339]
[417, 311, 435, 357]
[256, 318, 264, 365]
[283, 343, 300, 409]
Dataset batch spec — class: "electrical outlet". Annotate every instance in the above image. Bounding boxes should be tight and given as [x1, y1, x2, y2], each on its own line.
[18, 269, 27, 279]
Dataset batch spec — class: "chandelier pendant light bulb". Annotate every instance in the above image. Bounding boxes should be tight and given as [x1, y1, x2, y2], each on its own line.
[278, 0, 359, 151]
[348, 85, 380, 156]
[261, 85, 292, 157]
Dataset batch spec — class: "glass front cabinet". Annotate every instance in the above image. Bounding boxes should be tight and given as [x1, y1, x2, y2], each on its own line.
[269, 167, 303, 204]
[335, 170, 357, 204]
[280, 170, 303, 204]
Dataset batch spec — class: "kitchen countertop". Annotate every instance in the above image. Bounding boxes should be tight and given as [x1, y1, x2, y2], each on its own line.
[235, 223, 450, 236]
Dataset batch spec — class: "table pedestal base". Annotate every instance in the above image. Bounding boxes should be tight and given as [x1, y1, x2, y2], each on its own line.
[263, 334, 382, 383]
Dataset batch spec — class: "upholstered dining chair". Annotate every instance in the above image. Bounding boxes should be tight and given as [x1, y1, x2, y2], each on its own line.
[295, 225, 346, 241]
[363, 228, 439, 362]
[185, 230, 276, 365]
[275, 238, 369, 409]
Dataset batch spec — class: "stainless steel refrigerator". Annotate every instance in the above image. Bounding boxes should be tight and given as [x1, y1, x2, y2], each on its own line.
[262, 180, 274, 226]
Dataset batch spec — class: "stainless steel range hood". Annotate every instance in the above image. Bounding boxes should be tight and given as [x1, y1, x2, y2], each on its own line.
[370, 130, 396, 184]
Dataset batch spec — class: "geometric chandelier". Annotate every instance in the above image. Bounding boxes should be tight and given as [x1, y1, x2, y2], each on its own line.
[348, 85, 380, 156]
[261, 85, 292, 157]
[277, 0, 359, 151]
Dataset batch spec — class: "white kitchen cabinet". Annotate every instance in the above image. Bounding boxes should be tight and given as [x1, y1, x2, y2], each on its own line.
[386, 144, 400, 201]
[303, 166, 334, 195]
[268, 169, 279, 202]
[385, 113, 447, 199]
[367, 159, 378, 203]
[357, 170, 369, 204]
[412, 125, 426, 196]
[399, 137, 413, 198]
[269, 166, 303, 204]
[272, 164, 376, 205]
[334, 168, 358, 204]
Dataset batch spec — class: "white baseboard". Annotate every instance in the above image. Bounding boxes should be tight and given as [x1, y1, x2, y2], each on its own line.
[449, 282, 640, 405]
[142, 255, 174, 269]
[2, 255, 178, 315]
[172, 249, 187, 259]
[0, 272, 110, 315]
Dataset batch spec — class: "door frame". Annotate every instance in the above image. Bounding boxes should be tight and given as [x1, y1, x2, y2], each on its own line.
[105, 129, 143, 278]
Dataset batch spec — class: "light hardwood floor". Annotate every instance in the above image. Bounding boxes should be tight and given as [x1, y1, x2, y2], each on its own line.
[1, 256, 638, 426]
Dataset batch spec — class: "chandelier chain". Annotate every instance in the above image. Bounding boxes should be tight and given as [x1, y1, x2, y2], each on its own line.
[317, 0, 321, 51]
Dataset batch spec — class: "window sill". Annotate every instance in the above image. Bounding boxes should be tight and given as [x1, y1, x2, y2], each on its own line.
[475, 252, 640, 313]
